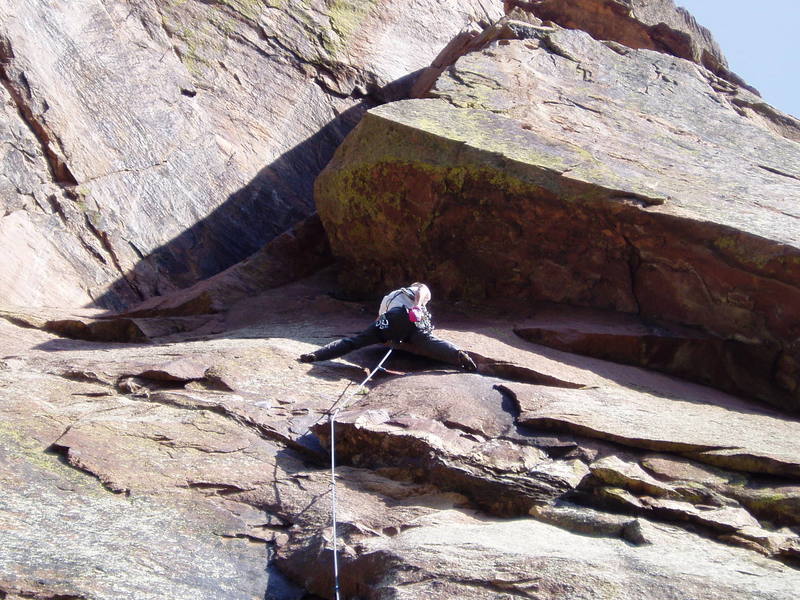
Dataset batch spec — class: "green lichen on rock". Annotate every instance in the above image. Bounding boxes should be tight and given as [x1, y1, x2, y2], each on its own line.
[219, 0, 264, 21]
[0, 423, 106, 495]
[317, 100, 656, 300]
[327, 0, 378, 53]
[320, 101, 586, 194]
[724, 486, 800, 526]
[338, 100, 675, 207]
[670, 481, 714, 504]
[171, 18, 217, 76]
[712, 234, 774, 270]
[163, 0, 261, 77]
[316, 99, 661, 253]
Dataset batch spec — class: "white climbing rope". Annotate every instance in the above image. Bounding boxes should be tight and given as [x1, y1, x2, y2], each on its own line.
[328, 348, 393, 600]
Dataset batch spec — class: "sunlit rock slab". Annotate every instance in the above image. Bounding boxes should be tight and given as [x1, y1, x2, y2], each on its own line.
[512, 382, 800, 477]
[0, 0, 500, 309]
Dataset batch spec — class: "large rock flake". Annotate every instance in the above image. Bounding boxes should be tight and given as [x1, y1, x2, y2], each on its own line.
[315, 29, 800, 411]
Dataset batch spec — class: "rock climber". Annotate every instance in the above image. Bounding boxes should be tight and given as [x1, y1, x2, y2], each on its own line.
[299, 282, 477, 371]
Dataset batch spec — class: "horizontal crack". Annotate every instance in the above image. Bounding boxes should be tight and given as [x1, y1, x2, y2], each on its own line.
[523, 416, 737, 454]
[182, 481, 256, 495]
[479, 358, 585, 388]
[758, 164, 800, 182]
[77, 160, 169, 186]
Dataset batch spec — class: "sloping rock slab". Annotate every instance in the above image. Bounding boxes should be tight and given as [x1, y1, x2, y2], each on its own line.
[343, 371, 519, 438]
[590, 454, 678, 497]
[512, 382, 800, 478]
[315, 29, 800, 411]
[4, 272, 800, 598]
[0, 305, 152, 343]
[51, 399, 294, 495]
[0, 429, 281, 600]
[345, 512, 800, 599]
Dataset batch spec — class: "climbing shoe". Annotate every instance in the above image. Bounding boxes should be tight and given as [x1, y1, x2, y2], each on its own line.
[298, 353, 317, 363]
[458, 351, 477, 372]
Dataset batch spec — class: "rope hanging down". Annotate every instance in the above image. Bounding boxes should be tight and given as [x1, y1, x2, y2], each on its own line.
[328, 348, 393, 600]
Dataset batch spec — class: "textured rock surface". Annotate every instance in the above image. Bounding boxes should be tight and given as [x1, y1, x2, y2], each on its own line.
[3, 274, 800, 598]
[315, 27, 800, 411]
[0, 0, 500, 310]
[4, 1, 800, 599]
[0, 433, 280, 600]
[121, 213, 334, 318]
[513, 382, 800, 476]
[341, 515, 797, 599]
[504, 0, 749, 89]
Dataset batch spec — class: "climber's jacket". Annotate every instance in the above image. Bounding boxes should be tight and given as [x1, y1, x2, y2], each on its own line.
[376, 288, 434, 342]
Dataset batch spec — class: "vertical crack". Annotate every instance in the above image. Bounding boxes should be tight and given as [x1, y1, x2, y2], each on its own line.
[83, 214, 145, 302]
[0, 36, 78, 187]
[621, 233, 643, 315]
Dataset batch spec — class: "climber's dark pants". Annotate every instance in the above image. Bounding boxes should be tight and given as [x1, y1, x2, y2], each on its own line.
[310, 307, 462, 367]
[311, 324, 387, 362]
[398, 329, 463, 366]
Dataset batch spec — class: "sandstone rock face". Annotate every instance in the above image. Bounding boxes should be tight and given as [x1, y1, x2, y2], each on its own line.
[4, 2, 800, 599]
[0, 0, 500, 310]
[504, 0, 748, 89]
[315, 26, 800, 411]
[3, 276, 800, 599]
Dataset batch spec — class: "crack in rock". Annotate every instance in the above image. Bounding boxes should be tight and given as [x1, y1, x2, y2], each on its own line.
[0, 36, 77, 186]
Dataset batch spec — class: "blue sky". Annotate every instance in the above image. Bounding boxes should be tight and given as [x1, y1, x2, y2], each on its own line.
[676, 1, 798, 117]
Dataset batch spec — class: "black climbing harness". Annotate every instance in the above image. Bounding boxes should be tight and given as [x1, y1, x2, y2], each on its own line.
[375, 304, 434, 343]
